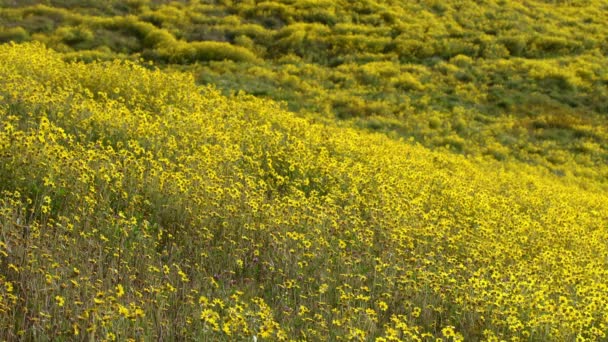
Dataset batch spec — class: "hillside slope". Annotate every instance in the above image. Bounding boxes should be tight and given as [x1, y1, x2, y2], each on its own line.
[1, 0, 607, 183]
[1, 43, 608, 341]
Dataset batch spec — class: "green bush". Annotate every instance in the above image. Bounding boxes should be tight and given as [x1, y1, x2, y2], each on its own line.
[272, 23, 331, 60]
[394, 37, 436, 60]
[0, 26, 30, 43]
[157, 40, 258, 64]
[498, 35, 527, 56]
[227, 23, 272, 42]
[530, 35, 582, 56]
[331, 34, 392, 55]
[243, 1, 294, 28]
[55, 25, 94, 45]
[393, 72, 425, 91]
[437, 38, 480, 59]
[142, 27, 175, 48]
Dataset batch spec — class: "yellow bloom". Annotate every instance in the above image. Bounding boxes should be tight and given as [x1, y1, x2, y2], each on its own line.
[117, 304, 130, 317]
[442, 325, 456, 338]
[116, 284, 125, 298]
[55, 295, 65, 307]
[378, 301, 388, 311]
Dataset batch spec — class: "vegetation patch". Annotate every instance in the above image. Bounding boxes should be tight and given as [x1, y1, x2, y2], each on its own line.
[0, 0, 608, 340]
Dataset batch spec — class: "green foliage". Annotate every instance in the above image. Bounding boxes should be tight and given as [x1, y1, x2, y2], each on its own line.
[272, 23, 330, 61]
[0, 26, 29, 43]
[0, 0, 608, 337]
[0, 5, 607, 339]
[156, 40, 259, 63]
[54, 25, 93, 44]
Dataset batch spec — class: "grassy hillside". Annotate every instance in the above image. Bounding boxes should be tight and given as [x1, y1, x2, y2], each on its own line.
[1, 42, 608, 341]
[1, 0, 608, 341]
[0, 0, 607, 183]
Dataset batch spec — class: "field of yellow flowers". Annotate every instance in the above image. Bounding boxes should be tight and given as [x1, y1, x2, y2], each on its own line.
[1, 42, 608, 341]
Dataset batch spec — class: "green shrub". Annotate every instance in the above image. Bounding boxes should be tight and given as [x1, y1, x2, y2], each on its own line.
[300, 8, 337, 26]
[243, 1, 294, 28]
[293, 0, 337, 25]
[55, 25, 94, 45]
[158, 40, 258, 63]
[142, 27, 175, 48]
[393, 72, 425, 91]
[0, 26, 30, 43]
[332, 97, 392, 118]
[450, 54, 473, 68]
[272, 23, 331, 60]
[228, 23, 273, 42]
[437, 38, 480, 59]
[530, 35, 582, 56]
[101, 16, 157, 40]
[480, 41, 510, 59]
[19, 14, 57, 33]
[498, 35, 527, 56]
[139, 4, 185, 27]
[331, 34, 392, 55]
[395, 37, 436, 60]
